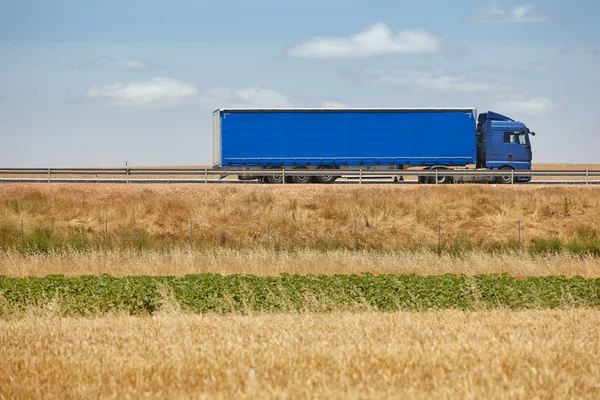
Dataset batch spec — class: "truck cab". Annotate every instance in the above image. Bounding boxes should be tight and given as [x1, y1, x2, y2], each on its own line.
[477, 111, 535, 183]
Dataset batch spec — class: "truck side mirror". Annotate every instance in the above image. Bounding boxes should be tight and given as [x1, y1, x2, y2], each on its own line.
[530, 132, 536, 136]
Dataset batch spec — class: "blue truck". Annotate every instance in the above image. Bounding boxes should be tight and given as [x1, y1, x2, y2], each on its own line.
[212, 108, 535, 184]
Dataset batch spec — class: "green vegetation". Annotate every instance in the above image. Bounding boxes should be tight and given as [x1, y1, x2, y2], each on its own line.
[1, 273, 599, 317]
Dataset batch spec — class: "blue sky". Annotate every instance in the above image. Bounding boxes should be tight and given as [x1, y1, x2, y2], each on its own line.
[1, 0, 598, 167]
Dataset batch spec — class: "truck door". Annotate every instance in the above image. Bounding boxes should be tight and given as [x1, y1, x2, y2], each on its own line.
[504, 131, 530, 169]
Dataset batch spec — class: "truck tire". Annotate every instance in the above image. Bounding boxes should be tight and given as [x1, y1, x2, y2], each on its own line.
[315, 175, 337, 184]
[314, 167, 338, 184]
[426, 167, 451, 184]
[496, 167, 514, 184]
[264, 168, 284, 184]
[292, 167, 313, 184]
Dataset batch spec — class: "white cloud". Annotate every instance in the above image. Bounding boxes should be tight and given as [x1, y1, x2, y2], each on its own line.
[86, 80, 348, 110]
[344, 68, 512, 94]
[338, 67, 557, 116]
[87, 77, 198, 108]
[475, 3, 548, 24]
[121, 59, 154, 70]
[200, 87, 295, 109]
[321, 101, 348, 108]
[494, 97, 557, 115]
[286, 23, 442, 59]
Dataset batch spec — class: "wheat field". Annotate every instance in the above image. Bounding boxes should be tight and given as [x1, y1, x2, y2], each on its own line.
[2, 248, 599, 278]
[1, 183, 600, 250]
[1, 309, 599, 399]
[2, 181, 600, 399]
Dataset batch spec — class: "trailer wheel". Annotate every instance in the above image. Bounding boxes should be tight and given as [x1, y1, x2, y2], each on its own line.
[292, 167, 313, 184]
[264, 168, 284, 184]
[314, 167, 337, 184]
[315, 175, 337, 184]
[496, 167, 514, 184]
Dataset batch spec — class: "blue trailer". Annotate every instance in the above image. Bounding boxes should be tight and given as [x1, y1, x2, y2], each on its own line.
[212, 108, 535, 184]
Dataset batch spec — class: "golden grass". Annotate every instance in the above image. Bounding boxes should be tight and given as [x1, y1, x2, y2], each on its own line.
[532, 163, 600, 181]
[1, 309, 599, 399]
[533, 163, 600, 170]
[1, 183, 600, 250]
[2, 248, 600, 278]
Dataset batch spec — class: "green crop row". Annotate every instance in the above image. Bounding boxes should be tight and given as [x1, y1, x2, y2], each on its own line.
[1, 273, 599, 317]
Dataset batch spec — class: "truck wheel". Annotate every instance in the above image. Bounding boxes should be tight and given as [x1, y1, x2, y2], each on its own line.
[292, 168, 313, 184]
[315, 175, 337, 184]
[264, 168, 284, 184]
[430, 167, 451, 184]
[497, 167, 514, 184]
[315, 167, 337, 184]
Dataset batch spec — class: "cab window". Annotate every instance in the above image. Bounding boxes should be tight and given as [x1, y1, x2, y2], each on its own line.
[504, 132, 527, 146]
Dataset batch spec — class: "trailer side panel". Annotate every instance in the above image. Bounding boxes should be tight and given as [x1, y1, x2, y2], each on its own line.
[216, 108, 477, 167]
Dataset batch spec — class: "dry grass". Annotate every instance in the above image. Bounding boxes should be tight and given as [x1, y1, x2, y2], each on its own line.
[2, 248, 600, 278]
[534, 163, 600, 170]
[1, 309, 599, 399]
[532, 163, 600, 181]
[1, 183, 600, 250]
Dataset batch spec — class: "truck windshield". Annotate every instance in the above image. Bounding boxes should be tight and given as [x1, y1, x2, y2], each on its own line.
[504, 132, 528, 146]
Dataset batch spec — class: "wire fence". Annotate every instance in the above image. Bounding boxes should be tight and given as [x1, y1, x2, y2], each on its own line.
[9, 218, 532, 254]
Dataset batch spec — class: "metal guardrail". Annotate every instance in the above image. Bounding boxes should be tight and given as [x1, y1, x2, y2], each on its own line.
[1, 167, 599, 184]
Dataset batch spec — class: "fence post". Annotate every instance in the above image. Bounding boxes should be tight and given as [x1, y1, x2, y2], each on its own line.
[354, 219, 358, 251]
[267, 221, 270, 247]
[104, 219, 108, 253]
[518, 220, 521, 246]
[21, 219, 24, 247]
[189, 220, 193, 251]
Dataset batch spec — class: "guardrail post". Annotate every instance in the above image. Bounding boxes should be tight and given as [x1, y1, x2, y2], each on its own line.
[511, 169, 514, 185]
[586, 170, 589, 185]
[435, 169, 439, 185]
[359, 169, 362, 185]
[47, 168, 51, 183]
[204, 168, 208, 184]
[282, 168, 285, 184]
